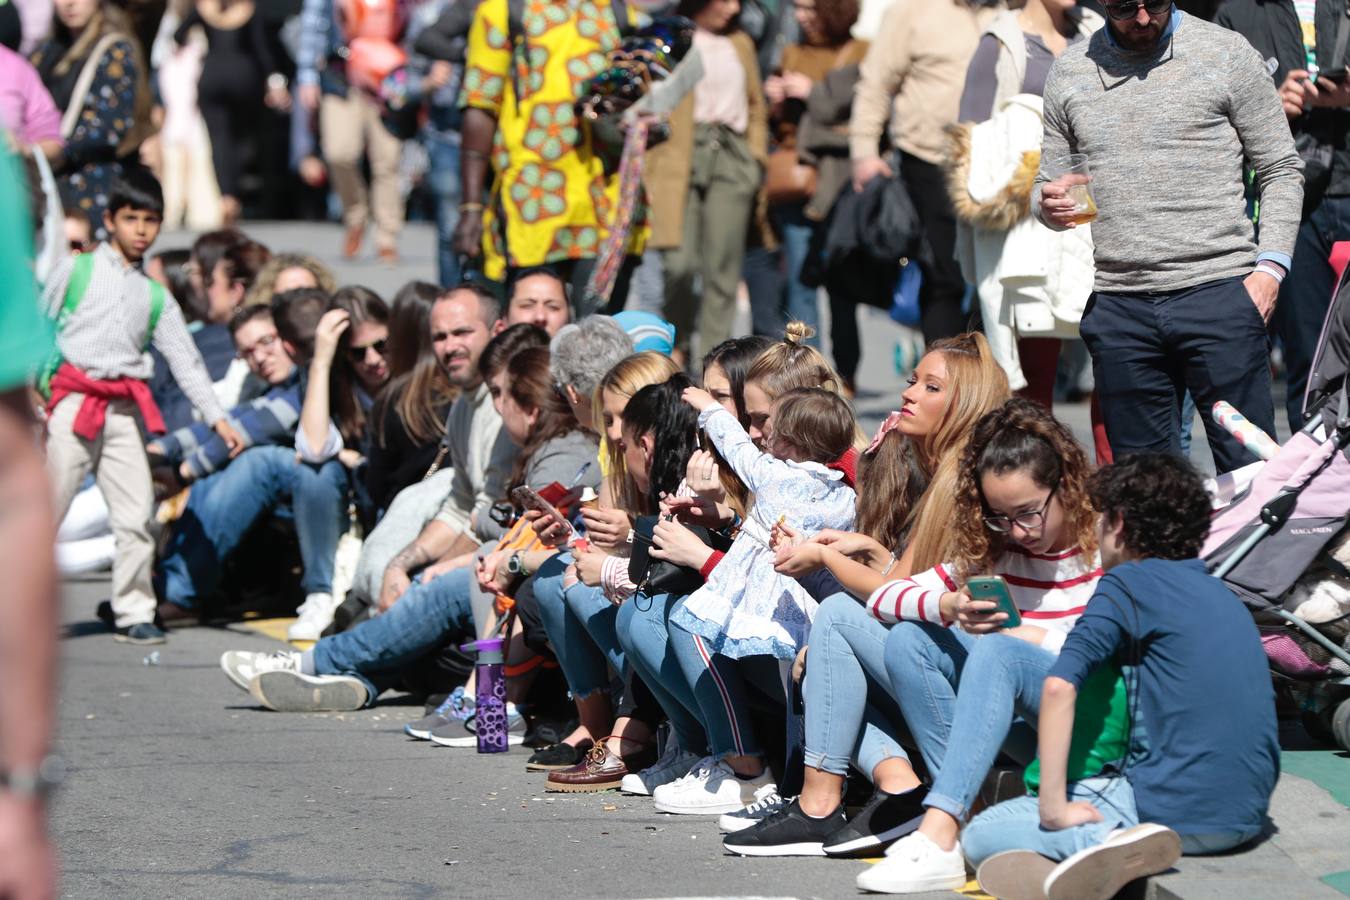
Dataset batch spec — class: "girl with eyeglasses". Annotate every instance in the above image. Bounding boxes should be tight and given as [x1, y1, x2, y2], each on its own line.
[853, 397, 1103, 894]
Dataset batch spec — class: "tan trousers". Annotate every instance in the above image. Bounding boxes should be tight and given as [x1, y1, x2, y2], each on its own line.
[47, 396, 156, 628]
[320, 91, 404, 250]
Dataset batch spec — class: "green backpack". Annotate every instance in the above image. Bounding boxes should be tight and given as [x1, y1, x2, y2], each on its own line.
[37, 252, 166, 398]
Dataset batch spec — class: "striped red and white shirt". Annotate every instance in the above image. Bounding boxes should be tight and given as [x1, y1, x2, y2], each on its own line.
[865, 546, 1103, 653]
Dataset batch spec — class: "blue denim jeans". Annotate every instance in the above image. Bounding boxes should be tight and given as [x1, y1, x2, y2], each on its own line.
[669, 619, 790, 760]
[962, 775, 1138, 865]
[423, 128, 461, 289]
[532, 554, 622, 699]
[885, 624, 1052, 820]
[770, 201, 821, 340]
[802, 594, 910, 779]
[159, 446, 349, 607]
[311, 566, 475, 701]
[616, 592, 709, 754]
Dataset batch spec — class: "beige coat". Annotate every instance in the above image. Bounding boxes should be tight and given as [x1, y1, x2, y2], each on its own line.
[644, 30, 769, 250]
[848, 0, 998, 165]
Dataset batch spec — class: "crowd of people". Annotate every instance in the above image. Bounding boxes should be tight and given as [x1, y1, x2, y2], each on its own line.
[2, 0, 1344, 894]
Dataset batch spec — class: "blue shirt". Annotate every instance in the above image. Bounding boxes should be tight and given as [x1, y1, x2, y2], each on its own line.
[1049, 557, 1279, 837]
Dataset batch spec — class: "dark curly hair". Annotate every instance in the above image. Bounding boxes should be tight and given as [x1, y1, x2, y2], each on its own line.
[1089, 454, 1212, 560]
[952, 398, 1098, 578]
[621, 374, 698, 513]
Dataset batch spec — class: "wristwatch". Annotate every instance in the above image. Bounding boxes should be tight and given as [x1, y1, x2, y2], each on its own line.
[1, 755, 65, 802]
[506, 551, 526, 577]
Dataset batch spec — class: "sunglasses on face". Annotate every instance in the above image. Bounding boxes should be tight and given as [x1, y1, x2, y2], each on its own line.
[1103, 0, 1171, 21]
[346, 339, 387, 364]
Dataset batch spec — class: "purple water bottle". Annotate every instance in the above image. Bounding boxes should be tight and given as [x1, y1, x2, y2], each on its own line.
[471, 637, 509, 753]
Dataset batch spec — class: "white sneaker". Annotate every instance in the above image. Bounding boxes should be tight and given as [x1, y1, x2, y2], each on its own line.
[856, 832, 968, 894]
[718, 784, 787, 832]
[620, 744, 701, 796]
[287, 592, 341, 641]
[1043, 823, 1181, 900]
[220, 649, 302, 692]
[249, 670, 369, 712]
[651, 757, 774, 815]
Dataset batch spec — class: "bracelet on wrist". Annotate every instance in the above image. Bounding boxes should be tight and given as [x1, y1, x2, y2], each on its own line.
[457, 201, 484, 212]
[1255, 262, 1285, 284]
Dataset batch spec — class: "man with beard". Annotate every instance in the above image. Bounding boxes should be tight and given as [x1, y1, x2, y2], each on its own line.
[1034, 0, 1302, 474]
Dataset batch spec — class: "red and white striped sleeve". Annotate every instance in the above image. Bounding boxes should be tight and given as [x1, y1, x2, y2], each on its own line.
[866, 564, 958, 625]
[600, 554, 637, 604]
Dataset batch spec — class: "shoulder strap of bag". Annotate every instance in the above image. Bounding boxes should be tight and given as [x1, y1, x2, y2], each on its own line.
[145, 280, 166, 351]
[60, 32, 124, 139]
[37, 251, 96, 395]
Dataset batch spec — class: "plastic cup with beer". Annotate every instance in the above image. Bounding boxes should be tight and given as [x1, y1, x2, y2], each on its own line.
[1046, 153, 1097, 225]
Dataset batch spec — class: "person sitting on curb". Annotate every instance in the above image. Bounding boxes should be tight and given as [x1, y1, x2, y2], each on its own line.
[970, 453, 1280, 900]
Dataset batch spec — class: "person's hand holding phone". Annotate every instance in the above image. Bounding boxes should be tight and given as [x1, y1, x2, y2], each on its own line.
[522, 508, 572, 548]
[940, 588, 1009, 634]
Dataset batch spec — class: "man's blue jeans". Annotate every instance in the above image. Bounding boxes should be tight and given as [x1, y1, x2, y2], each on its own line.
[885, 624, 1051, 821]
[616, 592, 709, 754]
[532, 554, 622, 700]
[1079, 277, 1275, 473]
[311, 566, 475, 700]
[802, 594, 910, 779]
[424, 128, 461, 288]
[1276, 194, 1350, 430]
[159, 446, 348, 608]
[962, 775, 1138, 865]
[771, 201, 822, 340]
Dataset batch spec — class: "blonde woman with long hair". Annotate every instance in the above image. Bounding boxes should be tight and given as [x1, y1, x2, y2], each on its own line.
[723, 332, 1009, 854]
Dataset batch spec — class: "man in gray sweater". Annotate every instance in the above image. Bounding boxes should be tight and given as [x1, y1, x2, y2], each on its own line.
[1034, 0, 1303, 473]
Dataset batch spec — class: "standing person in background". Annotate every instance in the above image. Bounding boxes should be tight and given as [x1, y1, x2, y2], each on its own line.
[948, 0, 1109, 462]
[648, 0, 768, 359]
[1034, 0, 1302, 473]
[1217, 0, 1350, 430]
[407, 0, 464, 289]
[295, 0, 407, 264]
[0, 41, 63, 160]
[762, 0, 866, 349]
[454, 0, 643, 313]
[173, 0, 291, 227]
[31, 0, 155, 240]
[0, 139, 59, 900]
[848, 0, 997, 345]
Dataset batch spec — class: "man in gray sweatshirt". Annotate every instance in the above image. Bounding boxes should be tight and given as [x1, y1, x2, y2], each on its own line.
[1034, 0, 1303, 473]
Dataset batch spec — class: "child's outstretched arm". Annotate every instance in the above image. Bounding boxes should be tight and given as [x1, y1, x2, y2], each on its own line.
[150, 299, 240, 451]
[681, 387, 789, 496]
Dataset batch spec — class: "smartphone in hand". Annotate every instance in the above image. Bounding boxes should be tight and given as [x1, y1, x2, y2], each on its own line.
[511, 485, 576, 541]
[965, 575, 1022, 628]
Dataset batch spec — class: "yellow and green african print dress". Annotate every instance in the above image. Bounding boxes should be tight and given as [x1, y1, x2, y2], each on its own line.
[459, 0, 647, 281]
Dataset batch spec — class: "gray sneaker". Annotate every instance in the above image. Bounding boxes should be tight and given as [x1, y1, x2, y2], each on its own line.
[249, 670, 368, 712]
[429, 705, 526, 748]
[404, 686, 473, 740]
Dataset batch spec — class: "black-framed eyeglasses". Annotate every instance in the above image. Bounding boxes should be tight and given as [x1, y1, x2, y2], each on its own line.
[983, 489, 1056, 534]
[1103, 0, 1171, 21]
[346, 339, 387, 363]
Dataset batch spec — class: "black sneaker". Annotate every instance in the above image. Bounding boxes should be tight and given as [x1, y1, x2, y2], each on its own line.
[525, 739, 592, 771]
[722, 798, 846, 857]
[114, 622, 167, 645]
[822, 785, 928, 857]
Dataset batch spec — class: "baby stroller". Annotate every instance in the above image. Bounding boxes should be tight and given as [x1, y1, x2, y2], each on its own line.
[1203, 264, 1350, 750]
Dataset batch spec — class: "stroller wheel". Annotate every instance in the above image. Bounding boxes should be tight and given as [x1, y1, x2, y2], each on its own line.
[1334, 700, 1350, 752]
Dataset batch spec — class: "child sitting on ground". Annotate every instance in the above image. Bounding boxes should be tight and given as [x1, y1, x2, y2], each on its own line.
[672, 385, 859, 661]
[970, 453, 1280, 900]
[42, 170, 242, 645]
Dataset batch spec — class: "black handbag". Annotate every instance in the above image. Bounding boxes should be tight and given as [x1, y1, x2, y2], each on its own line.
[628, 515, 733, 595]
